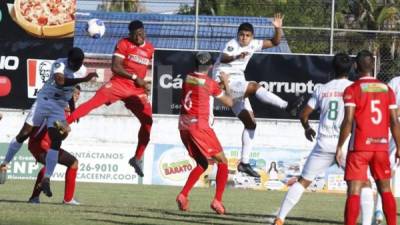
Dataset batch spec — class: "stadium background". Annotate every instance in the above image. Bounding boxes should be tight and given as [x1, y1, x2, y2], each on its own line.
[1, 0, 400, 200]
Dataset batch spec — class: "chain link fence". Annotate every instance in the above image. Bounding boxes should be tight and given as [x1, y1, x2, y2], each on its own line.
[78, 0, 400, 82]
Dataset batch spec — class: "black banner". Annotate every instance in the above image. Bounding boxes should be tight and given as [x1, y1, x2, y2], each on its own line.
[152, 49, 352, 119]
[0, 1, 74, 109]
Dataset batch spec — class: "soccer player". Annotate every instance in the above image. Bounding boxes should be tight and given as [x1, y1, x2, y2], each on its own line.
[65, 20, 154, 177]
[212, 13, 302, 177]
[1, 48, 96, 197]
[272, 53, 378, 225]
[176, 52, 233, 215]
[373, 75, 400, 224]
[336, 50, 400, 225]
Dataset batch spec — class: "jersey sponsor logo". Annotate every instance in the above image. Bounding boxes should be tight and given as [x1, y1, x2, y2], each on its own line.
[361, 83, 388, 93]
[227, 46, 234, 52]
[365, 137, 388, 145]
[0, 56, 19, 70]
[27, 59, 55, 98]
[259, 80, 320, 94]
[127, 54, 150, 65]
[321, 91, 343, 98]
[344, 94, 352, 100]
[186, 75, 205, 86]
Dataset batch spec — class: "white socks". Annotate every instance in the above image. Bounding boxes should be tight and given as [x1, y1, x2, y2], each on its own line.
[44, 149, 59, 177]
[375, 192, 383, 212]
[241, 128, 255, 164]
[4, 138, 23, 163]
[277, 182, 305, 221]
[255, 88, 288, 109]
[360, 187, 374, 225]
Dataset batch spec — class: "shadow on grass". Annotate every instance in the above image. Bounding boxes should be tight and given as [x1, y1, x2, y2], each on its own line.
[86, 219, 158, 225]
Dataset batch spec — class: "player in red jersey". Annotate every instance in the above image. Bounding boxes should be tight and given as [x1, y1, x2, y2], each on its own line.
[28, 85, 81, 205]
[176, 52, 233, 215]
[336, 50, 400, 225]
[65, 20, 154, 177]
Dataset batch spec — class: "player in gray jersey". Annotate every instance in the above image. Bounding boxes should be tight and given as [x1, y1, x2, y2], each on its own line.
[0, 48, 97, 197]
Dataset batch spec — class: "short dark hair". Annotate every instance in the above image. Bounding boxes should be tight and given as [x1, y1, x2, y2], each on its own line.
[195, 51, 213, 71]
[68, 47, 84, 62]
[356, 50, 374, 74]
[129, 20, 144, 32]
[332, 53, 352, 77]
[238, 22, 254, 34]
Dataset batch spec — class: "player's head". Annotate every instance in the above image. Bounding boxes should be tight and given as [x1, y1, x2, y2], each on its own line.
[195, 51, 213, 73]
[332, 53, 352, 78]
[355, 50, 374, 75]
[237, 22, 254, 46]
[128, 20, 145, 46]
[67, 47, 84, 72]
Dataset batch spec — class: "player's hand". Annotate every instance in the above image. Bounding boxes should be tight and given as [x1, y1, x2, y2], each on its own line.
[304, 128, 316, 142]
[335, 147, 344, 168]
[218, 72, 230, 83]
[85, 72, 98, 82]
[135, 77, 146, 87]
[236, 52, 249, 59]
[272, 13, 284, 28]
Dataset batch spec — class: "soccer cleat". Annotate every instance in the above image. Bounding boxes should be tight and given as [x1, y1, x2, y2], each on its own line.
[272, 218, 284, 225]
[128, 157, 144, 177]
[210, 199, 225, 215]
[176, 193, 189, 211]
[286, 95, 305, 117]
[237, 162, 260, 177]
[28, 197, 40, 204]
[374, 210, 383, 225]
[63, 199, 80, 206]
[40, 177, 53, 197]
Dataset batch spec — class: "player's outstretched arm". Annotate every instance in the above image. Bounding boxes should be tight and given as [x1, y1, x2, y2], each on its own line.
[55, 72, 98, 87]
[111, 56, 146, 87]
[262, 13, 283, 49]
[336, 106, 355, 166]
[390, 108, 400, 164]
[299, 105, 316, 142]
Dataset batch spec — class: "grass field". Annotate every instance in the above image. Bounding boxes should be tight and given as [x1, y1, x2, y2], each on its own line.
[0, 180, 399, 225]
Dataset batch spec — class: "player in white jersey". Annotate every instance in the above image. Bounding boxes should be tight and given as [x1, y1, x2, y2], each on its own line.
[0, 48, 97, 197]
[212, 14, 303, 177]
[373, 76, 400, 224]
[273, 53, 374, 225]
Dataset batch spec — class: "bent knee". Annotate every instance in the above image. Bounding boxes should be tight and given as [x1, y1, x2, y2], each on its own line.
[71, 160, 79, 169]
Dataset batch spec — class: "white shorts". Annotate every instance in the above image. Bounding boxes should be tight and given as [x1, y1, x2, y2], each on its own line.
[25, 101, 38, 126]
[32, 96, 67, 128]
[301, 138, 339, 181]
[389, 137, 397, 169]
[232, 98, 253, 116]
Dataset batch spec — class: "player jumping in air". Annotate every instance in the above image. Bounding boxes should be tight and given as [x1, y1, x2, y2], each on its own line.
[212, 13, 303, 177]
[176, 52, 233, 215]
[336, 50, 400, 225]
[65, 20, 154, 177]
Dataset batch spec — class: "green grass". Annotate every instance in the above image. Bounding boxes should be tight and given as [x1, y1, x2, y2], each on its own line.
[0, 180, 398, 225]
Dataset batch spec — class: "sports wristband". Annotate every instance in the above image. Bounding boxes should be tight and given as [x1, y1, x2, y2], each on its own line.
[131, 74, 137, 80]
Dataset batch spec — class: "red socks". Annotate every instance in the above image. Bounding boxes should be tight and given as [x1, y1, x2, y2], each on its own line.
[345, 195, 360, 225]
[31, 167, 45, 199]
[381, 192, 397, 225]
[180, 165, 205, 197]
[214, 163, 228, 201]
[134, 123, 151, 160]
[64, 167, 78, 202]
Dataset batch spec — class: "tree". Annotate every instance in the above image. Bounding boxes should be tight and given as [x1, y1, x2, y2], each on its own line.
[98, 0, 145, 12]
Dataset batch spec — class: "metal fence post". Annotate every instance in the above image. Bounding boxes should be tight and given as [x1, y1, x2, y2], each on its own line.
[330, 0, 335, 55]
[194, 0, 200, 50]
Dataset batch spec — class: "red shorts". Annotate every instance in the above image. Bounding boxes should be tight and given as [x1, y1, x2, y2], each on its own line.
[179, 128, 223, 158]
[97, 78, 146, 105]
[345, 151, 391, 181]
